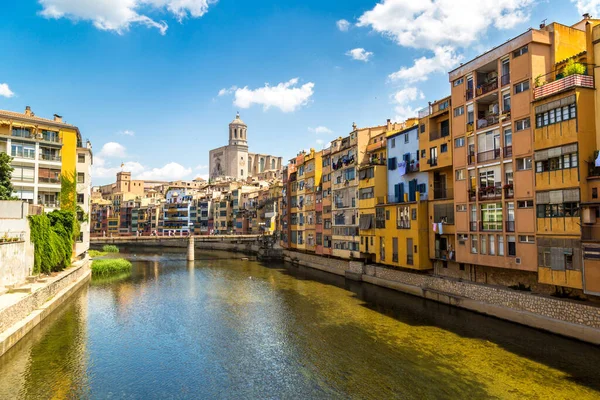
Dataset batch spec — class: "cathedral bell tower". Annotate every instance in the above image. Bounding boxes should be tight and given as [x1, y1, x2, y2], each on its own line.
[229, 112, 248, 147]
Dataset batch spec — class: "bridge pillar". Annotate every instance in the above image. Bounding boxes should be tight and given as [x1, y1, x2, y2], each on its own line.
[187, 235, 195, 261]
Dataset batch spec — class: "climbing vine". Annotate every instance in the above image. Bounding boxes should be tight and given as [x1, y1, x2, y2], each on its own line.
[28, 211, 73, 274]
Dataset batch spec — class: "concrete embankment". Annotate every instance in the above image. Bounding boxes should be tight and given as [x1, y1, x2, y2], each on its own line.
[0, 258, 91, 358]
[283, 250, 600, 345]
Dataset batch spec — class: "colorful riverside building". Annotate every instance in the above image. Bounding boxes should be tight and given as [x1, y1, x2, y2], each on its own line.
[357, 120, 393, 261]
[374, 119, 431, 270]
[299, 149, 322, 252]
[418, 97, 457, 272]
[447, 15, 600, 291]
[317, 147, 333, 255]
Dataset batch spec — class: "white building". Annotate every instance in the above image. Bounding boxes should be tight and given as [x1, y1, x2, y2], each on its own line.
[209, 113, 283, 181]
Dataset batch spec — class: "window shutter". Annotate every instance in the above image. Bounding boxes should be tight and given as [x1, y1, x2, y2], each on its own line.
[536, 192, 550, 204]
[534, 150, 549, 161]
[549, 190, 564, 204]
[563, 188, 580, 202]
[562, 143, 578, 154]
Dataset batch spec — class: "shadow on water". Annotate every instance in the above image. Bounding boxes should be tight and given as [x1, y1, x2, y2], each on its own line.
[270, 260, 600, 393]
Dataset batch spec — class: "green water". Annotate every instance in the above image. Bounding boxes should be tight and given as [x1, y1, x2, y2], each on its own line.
[0, 247, 599, 399]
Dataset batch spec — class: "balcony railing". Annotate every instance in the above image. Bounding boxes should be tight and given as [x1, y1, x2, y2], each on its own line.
[477, 148, 501, 163]
[479, 186, 503, 200]
[466, 122, 474, 133]
[466, 89, 474, 101]
[480, 221, 503, 232]
[534, 73, 594, 100]
[435, 249, 455, 260]
[468, 189, 476, 202]
[40, 153, 61, 162]
[428, 158, 438, 167]
[468, 154, 476, 165]
[505, 221, 515, 232]
[476, 113, 500, 129]
[503, 146, 513, 158]
[429, 128, 450, 141]
[582, 225, 600, 241]
[504, 186, 514, 199]
[38, 176, 60, 184]
[476, 79, 498, 96]
[11, 150, 35, 159]
[470, 221, 478, 231]
[406, 255, 414, 265]
[501, 74, 510, 86]
[433, 188, 453, 200]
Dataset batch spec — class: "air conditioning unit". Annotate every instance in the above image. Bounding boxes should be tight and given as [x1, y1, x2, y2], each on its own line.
[515, 257, 521, 265]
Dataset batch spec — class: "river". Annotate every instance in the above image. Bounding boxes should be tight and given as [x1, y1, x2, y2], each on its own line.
[0, 247, 600, 399]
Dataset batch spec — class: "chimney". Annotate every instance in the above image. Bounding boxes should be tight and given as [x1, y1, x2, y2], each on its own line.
[583, 13, 591, 20]
[386, 118, 391, 130]
[53, 114, 63, 123]
[24, 106, 31, 116]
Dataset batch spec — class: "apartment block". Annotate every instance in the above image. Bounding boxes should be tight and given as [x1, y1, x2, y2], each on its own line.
[317, 148, 332, 256]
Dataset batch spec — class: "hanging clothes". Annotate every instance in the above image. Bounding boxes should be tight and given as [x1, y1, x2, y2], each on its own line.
[432, 223, 438, 233]
[398, 161, 407, 176]
[438, 222, 443, 235]
[595, 152, 600, 167]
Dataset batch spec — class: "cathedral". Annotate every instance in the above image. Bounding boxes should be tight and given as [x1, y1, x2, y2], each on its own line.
[209, 113, 283, 181]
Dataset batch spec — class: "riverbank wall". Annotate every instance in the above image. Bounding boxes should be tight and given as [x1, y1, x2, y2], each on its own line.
[283, 250, 600, 345]
[0, 257, 91, 358]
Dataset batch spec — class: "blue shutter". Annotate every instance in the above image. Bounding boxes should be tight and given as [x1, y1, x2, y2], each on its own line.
[399, 183, 404, 203]
[394, 184, 401, 202]
[409, 179, 417, 202]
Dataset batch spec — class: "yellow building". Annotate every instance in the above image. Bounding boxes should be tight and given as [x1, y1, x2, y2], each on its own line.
[374, 120, 432, 271]
[418, 97, 458, 274]
[299, 149, 322, 253]
[0, 106, 85, 211]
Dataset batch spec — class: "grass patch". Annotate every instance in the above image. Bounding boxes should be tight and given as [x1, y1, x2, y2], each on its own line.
[91, 258, 132, 277]
[102, 245, 120, 253]
[88, 249, 107, 258]
[91, 271, 131, 285]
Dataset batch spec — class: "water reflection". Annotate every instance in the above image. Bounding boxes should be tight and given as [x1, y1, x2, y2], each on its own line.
[0, 249, 599, 399]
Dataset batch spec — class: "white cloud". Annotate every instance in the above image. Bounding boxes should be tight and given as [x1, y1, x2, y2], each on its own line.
[98, 142, 127, 158]
[346, 48, 374, 62]
[229, 78, 315, 113]
[92, 160, 145, 179]
[316, 139, 325, 145]
[119, 129, 135, 136]
[0, 83, 14, 98]
[137, 162, 192, 180]
[195, 164, 208, 170]
[336, 19, 350, 31]
[572, 0, 600, 16]
[389, 46, 462, 83]
[357, 0, 533, 50]
[392, 87, 423, 122]
[218, 86, 237, 96]
[38, 0, 214, 35]
[308, 126, 333, 135]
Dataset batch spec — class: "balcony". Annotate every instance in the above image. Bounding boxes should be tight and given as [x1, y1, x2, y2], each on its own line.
[582, 225, 600, 241]
[478, 186, 503, 201]
[429, 127, 450, 141]
[534, 73, 594, 100]
[505, 220, 515, 232]
[435, 249, 455, 261]
[468, 154, 476, 165]
[504, 185, 514, 199]
[38, 176, 61, 184]
[477, 149, 501, 163]
[466, 89, 474, 101]
[476, 113, 499, 130]
[11, 150, 35, 159]
[427, 158, 438, 167]
[40, 153, 61, 162]
[468, 189, 476, 202]
[501, 73, 510, 86]
[503, 146, 513, 158]
[433, 188, 453, 200]
[480, 221, 503, 232]
[476, 79, 498, 97]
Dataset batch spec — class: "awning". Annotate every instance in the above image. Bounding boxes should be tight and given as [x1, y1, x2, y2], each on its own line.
[359, 214, 373, 230]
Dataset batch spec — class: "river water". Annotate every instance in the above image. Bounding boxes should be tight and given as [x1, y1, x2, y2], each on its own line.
[1, 248, 600, 399]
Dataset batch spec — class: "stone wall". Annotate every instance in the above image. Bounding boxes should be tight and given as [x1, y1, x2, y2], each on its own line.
[0, 260, 89, 335]
[283, 250, 348, 276]
[0, 201, 35, 291]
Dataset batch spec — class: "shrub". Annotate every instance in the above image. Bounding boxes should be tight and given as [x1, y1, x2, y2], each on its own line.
[563, 59, 586, 77]
[28, 210, 75, 274]
[102, 245, 120, 253]
[91, 258, 132, 277]
[88, 249, 107, 258]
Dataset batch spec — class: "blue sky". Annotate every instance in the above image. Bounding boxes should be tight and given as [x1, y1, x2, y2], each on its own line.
[0, 0, 594, 185]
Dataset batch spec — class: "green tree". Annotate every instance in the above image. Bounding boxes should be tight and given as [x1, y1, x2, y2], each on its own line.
[60, 171, 77, 212]
[563, 59, 586, 77]
[0, 152, 15, 200]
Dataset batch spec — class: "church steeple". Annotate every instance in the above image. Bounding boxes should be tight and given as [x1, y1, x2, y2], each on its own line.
[229, 111, 248, 147]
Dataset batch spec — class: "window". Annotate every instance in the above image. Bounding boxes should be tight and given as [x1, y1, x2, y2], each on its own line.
[375, 208, 386, 229]
[441, 144, 448, 153]
[536, 202, 580, 218]
[489, 235, 496, 255]
[455, 169, 466, 181]
[481, 235, 487, 255]
[397, 206, 410, 229]
[456, 204, 467, 212]
[513, 45, 528, 58]
[535, 151, 578, 173]
[515, 118, 530, 131]
[380, 236, 385, 261]
[454, 77, 464, 86]
[502, 92, 511, 112]
[454, 106, 464, 117]
[593, 188, 598, 199]
[516, 157, 532, 170]
[391, 138, 396, 148]
[519, 235, 535, 243]
[536, 104, 576, 128]
[77, 193, 84, 204]
[507, 235, 516, 256]
[480, 202, 503, 231]
[471, 235, 478, 254]
[404, 133, 409, 143]
[241, 169, 243, 175]
[392, 237, 398, 262]
[359, 187, 374, 199]
[78, 154, 85, 163]
[458, 234, 468, 243]
[514, 81, 529, 94]
[421, 149, 426, 158]
[77, 173, 85, 183]
[455, 137, 465, 148]
[420, 124, 425, 133]
[518, 200, 533, 208]
[388, 157, 397, 170]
